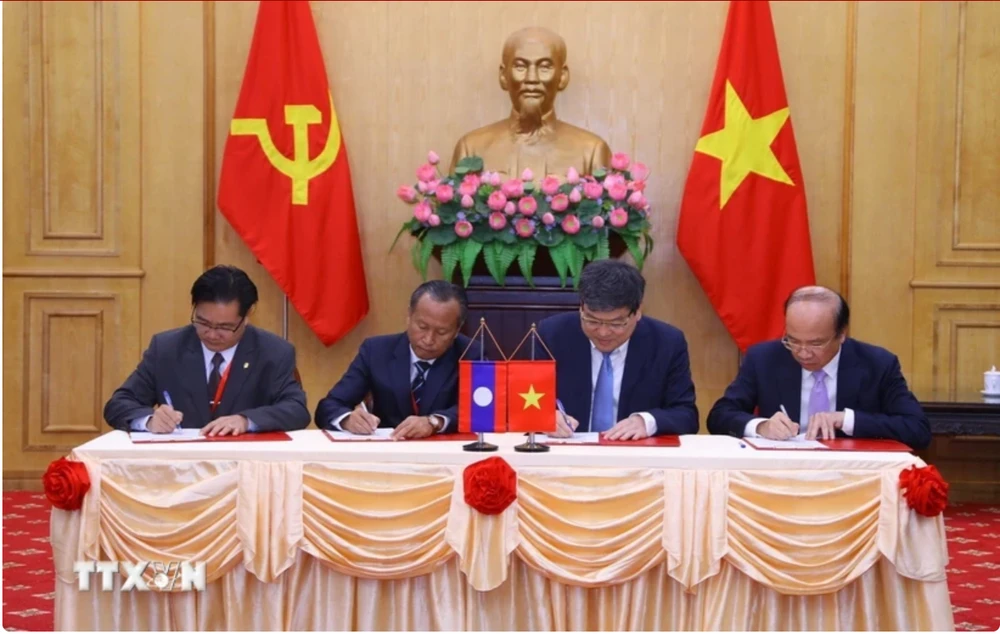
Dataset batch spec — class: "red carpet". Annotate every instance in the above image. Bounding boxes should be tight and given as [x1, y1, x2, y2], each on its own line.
[3, 491, 1000, 631]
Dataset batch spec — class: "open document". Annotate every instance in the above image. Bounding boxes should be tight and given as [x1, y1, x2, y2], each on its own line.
[130, 428, 204, 443]
[744, 435, 828, 450]
[534, 432, 601, 445]
[325, 428, 396, 441]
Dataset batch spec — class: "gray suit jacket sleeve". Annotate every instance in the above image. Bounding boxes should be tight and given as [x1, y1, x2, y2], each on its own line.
[234, 343, 310, 432]
[103, 335, 161, 431]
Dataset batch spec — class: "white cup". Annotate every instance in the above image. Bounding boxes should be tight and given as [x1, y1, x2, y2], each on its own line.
[986, 366, 1000, 394]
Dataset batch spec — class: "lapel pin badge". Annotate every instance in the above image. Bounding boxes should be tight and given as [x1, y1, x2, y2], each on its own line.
[243, 362, 249, 369]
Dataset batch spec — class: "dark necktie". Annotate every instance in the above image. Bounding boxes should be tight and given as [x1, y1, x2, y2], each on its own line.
[207, 353, 224, 409]
[411, 361, 431, 411]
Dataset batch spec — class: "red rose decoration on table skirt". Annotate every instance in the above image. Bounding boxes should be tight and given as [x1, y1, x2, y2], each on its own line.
[42, 457, 91, 511]
[899, 464, 949, 517]
[463, 457, 517, 515]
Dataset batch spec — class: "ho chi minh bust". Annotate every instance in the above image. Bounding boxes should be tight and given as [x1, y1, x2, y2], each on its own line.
[450, 27, 612, 179]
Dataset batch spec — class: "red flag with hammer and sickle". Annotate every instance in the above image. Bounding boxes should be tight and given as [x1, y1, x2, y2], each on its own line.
[218, 0, 369, 346]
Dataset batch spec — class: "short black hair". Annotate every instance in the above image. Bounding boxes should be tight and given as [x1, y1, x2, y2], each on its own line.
[190, 265, 259, 317]
[409, 280, 468, 326]
[784, 286, 850, 334]
[578, 259, 645, 314]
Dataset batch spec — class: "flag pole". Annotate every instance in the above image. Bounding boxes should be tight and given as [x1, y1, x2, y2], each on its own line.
[282, 295, 289, 340]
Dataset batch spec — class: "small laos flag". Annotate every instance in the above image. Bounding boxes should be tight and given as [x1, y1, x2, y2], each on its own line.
[458, 361, 508, 433]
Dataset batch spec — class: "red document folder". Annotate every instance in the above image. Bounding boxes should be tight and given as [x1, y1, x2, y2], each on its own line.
[542, 434, 682, 447]
[129, 431, 292, 444]
[820, 438, 912, 452]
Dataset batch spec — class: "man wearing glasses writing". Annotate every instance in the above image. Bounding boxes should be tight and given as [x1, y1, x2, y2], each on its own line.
[707, 286, 930, 449]
[103, 265, 310, 436]
[536, 260, 699, 440]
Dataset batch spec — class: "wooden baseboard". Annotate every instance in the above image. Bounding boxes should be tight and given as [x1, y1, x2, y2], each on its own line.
[4, 475, 44, 492]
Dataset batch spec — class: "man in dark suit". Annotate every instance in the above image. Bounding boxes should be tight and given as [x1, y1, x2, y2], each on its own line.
[315, 280, 480, 439]
[537, 260, 699, 440]
[707, 286, 931, 449]
[103, 265, 310, 436]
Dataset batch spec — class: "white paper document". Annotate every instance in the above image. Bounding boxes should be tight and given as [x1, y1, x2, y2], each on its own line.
[746, 435, 828, 450]
[326, 428, 395, 441]
[535, 432, 601, 444]
[130, 428, 205, 443]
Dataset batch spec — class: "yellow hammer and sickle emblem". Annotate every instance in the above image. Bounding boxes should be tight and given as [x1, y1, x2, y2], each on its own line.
[229, 92, 341, 205]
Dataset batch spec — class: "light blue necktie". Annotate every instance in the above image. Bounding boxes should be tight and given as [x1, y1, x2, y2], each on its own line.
[804, 370, 830, 436]
[592, 353, 615, 432]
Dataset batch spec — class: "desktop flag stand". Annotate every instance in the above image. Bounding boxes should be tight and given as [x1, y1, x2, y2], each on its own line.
[458, 319, 557, 453]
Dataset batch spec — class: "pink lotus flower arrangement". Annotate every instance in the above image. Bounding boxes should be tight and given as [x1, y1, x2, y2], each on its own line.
[391, 152, 653, 287]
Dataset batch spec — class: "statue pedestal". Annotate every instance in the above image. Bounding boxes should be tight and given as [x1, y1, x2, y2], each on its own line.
[460, 274, 577, 359]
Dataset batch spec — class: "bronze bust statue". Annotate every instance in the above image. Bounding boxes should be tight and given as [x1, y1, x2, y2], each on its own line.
[450, 27, 612, 179]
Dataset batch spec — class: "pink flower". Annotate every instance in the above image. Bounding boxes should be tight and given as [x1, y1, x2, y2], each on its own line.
[608, 183, 628, 202]
[501, 179, 525, 198]
[458, 180, 478, 197]
[458, 174, 481, 196]
[417, 163, 437, 182]
[489, 172, 503, 187]
[583, 182, 604, 200]
[427, 150, 440, 165]
[591, 215, 606, 229]
[487, 191, 507, 212]
[610, 152, 630, 171]
[541, 212, 556, 226]
[569, 188, 582, 203]
[550, 193, 569, 212]
[488, 212, 507, 230]
[428, 213, 441, 227]
[435, 184, 455, 203]
[630, 162, 650, 181]
[629, 180, 647, 193]
[518, 196, 538, 216]
[396, 185, 417, 203]
[541, 176, 561, 196]
[504, 201, 517, 216]
[609, 208, 629, 228]
[566, 167, 580, 184]
[521, 168, 534, 182]
[515, 218, 536, 238]
[628, 191, 647, 208]
[425, 179, 440, 192]
[417, 181, 430, 194]
[461, 194, 475, 208]
[603, 173, 627, 190]
[561, 214, 581, 235]
[454, 220, 473, 238]
[413, 200, 432, 222]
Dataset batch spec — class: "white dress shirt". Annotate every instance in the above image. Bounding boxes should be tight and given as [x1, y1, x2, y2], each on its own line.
[131, 342, 258, 431]
[585, 340, 657, 437]
[331, 346, 447, 432]
[743, 349, 856, 437]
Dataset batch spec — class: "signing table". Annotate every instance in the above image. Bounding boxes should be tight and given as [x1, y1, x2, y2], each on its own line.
[52, 431, 953, 631]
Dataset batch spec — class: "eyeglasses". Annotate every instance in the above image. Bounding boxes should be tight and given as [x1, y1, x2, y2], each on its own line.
[579, 310, 634, 332]
[191, 312, 245, 334]
[781, 335, 836, 353]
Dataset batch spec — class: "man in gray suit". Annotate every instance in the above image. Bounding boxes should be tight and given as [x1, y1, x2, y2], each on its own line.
[103, 265, 310, 436]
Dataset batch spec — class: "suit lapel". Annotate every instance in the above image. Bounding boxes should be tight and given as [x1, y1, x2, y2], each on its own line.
[618, 319, 651, 421]
[836, 339, 862, 411]
[180, 328, 211, 427]
[777, 349, 803, 423]
[216, 326, 257, 418]
[420, 344, 456, 416]
[391, 335, 414, 417]
[562, 321, 594, 431]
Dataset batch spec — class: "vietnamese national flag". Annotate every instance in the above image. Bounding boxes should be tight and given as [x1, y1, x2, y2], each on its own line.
[676, 0, 815, 352]
[218, 0, 369, 346]
[506, 361, 556, 433]
[459, 361, 508, 433]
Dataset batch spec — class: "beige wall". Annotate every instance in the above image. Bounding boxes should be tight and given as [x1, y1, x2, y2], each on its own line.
[5, 1, 998, 487]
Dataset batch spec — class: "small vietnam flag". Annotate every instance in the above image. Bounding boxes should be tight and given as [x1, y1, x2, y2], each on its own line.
[458, 361, 508, 433]
[507, 360, 556, 433]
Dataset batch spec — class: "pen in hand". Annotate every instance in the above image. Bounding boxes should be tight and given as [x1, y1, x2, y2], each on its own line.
[162, 391, 180, 431]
